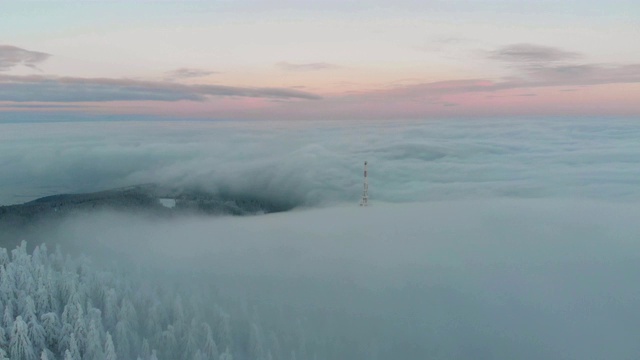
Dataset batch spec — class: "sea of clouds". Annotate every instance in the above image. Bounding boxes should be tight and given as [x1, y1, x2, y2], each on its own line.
[2, 117, 639, 206]
[2, 117, 640, 359]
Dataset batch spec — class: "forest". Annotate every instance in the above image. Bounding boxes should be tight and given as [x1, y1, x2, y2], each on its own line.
[0, 241, 332, 360]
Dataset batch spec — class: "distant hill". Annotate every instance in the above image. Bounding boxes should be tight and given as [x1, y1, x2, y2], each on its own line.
[0, 183, 295, 247]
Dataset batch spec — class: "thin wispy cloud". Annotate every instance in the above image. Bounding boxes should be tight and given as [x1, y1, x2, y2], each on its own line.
[276, 62, 341, 71]
[0, 74, 321, 102]
[489, 43, 581, 63]
[0, 103, 87, 109]
[0, 46, 320, 103]
[164, 68, 218, 80]
[0, 45, 50, 71]
[351, 43, 640, 101]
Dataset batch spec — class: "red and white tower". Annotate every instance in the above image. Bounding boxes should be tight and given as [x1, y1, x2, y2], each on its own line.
[360, 161, 369, 206]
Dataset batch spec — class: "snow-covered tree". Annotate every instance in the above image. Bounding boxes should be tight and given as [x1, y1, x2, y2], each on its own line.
[219, 348, 233, 360]
[41, 312, 59, 351]
[0, 325, 7, 350]
[27, 309, 47, 355]
[105, 332, 117, 360]
[85, 319, 105, 360]
[202, 323, 219, 360]
[3, 303, 14, 330]
[10, 315, 37, 360]
[68, 332, 81, 360]
[115, 319, 131, 359]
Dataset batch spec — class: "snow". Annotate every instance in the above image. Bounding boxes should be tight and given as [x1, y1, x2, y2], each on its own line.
[158, 198, 176, 209]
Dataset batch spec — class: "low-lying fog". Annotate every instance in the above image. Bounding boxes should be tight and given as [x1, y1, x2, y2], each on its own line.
[51, 199, 640, 359]
[2, 117, 640, 359]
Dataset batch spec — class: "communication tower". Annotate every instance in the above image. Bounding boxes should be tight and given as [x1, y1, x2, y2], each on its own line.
[360, 161, 369, 206]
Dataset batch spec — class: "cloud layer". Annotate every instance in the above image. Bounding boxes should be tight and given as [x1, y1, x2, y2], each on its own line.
[0, 74, 321, 102]
[0, 45, 50, 71]
[164, 67, 218, 80]
[276, 62, 341, 71]
[489, 43, 581, 63]
[1, 118, 639, 206]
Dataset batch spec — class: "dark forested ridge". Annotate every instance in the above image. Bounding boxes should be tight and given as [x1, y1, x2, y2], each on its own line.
[0, 184, 296, 249]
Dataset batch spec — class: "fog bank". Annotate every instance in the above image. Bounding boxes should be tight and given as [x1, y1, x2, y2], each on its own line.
[30, 199, 640, 359]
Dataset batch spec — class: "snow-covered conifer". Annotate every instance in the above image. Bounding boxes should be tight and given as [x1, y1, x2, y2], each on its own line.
[160, 325, 178, 360]
[105, 332, 117, 360]
[0, 325, 7, 349]
[219, 348, 233, 360]
[0, 265, 11, 293]
[10, 315, 37, 360]
[0, 247, 9, 267]
[104, 289, 119, 329]
[194, 349, 205, 360]
[3, 301, 15, 330]
[183, 319, 200, 360]
[85, 319, 105, 360]
[27, 309, 47, 355]
[115, 319, 131, 360]
[58, 322, 74, 354]
[202, 323, 219, 360]
[41, 312, 59, 351]
[140, 338, 151, 360]
[68, 332, 81, 360]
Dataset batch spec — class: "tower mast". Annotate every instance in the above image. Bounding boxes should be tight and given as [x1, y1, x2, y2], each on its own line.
[360, 161, 369, 206]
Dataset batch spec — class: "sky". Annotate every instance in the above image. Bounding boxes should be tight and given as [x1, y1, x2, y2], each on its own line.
[1, 0, 640, 120]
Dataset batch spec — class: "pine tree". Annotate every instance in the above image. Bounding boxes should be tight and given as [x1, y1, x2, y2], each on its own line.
[160, 325, 178, 360]
[194, 349, 205, 360]
[27, 310, 47, 356]
[86, 319, 105, 360]
[202, 323, 219, 360]
[0, 247, 9, 267]
[183, 320, 199, 360]
[140, 338, 151, 360]
[3, 303, 14, 330]
[115, 320, 131, 360]
[10, 315, 37, 360]
[0, 268, 12, 309]
[105, 332, 117, 360]
[219, 348, 233, 360]
[0, 325, 7, 350]
[104, 289, 119, 330]
[68, 332, 81, 360]
[41, 312, 60, 352]
[35, 281, 51, 315]
[58, 322, 74, 355]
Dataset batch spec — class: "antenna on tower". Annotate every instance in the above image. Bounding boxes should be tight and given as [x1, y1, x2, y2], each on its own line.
[360, 161, 369, 207]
